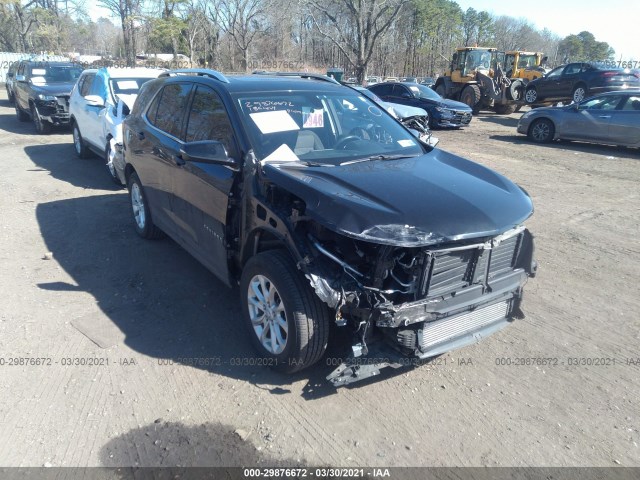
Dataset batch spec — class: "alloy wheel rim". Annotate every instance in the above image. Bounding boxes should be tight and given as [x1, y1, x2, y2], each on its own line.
[73, 127, 81, 154]
[573, 88, 585, 102]
[247, 275, 288, 354]
[526, 89, 536, 103]
[532, 122, 549, 141]
[130, 183, 146, 229]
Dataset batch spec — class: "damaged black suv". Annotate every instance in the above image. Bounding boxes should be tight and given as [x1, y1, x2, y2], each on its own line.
[122, 69, 536, 386]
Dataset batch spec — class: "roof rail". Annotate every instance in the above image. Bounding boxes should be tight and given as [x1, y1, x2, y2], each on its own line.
[159, 68, 230, 83]
[251, 70, 340, 85]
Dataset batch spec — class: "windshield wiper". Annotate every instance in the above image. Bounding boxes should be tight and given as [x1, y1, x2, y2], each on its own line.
[339, 154, 419, 166]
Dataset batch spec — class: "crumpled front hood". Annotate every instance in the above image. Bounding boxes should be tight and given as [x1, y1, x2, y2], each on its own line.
[263, 149, 533, 246]
[388, 102, 428, 119]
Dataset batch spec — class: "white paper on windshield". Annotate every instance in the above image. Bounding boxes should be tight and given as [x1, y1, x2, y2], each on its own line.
[116, 80, 139, 90]
[409, 86, 420, 93]
[250, 110, 299, 134]
[32, 69, 47, 75]
[398, 139, 416, 147]
[262, 144, 299, 163]
[31, 77, 46, 85]
[302, 108, 324, 128]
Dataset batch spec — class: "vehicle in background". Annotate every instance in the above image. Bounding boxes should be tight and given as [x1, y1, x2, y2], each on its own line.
[434, 47, 521, 114]
[5, 62, 18, 104]
[524, 62, 640, 105]
[517, 90, 640, 147]
[69, 67, 163, 183]
[352, 86, 438, 147]
[369, 81, 472, 128]
[366, 76, 382, 86]
[122, 69, 535, 386]
[420, 77, 436, 88]
[503, 51, 547, 82]
[400, 77, 418, 83]
[13, 60, 83, 133]
[383, 76, 398, 82]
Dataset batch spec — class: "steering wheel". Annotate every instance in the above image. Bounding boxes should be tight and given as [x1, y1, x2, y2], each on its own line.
[334, 135, 362, 150]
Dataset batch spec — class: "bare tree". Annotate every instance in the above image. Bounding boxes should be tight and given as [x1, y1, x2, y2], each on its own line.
[307, 0, 406, 83]
[218, 0, 270, 71]
[98, 0, 144, 64]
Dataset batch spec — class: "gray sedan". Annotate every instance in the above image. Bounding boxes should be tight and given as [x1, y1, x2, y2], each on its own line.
[517, 90, 640, 147]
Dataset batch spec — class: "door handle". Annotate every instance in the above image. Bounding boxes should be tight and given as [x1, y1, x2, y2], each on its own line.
[137, 131, 145, 140]
[598, 115, 611, 119]
[173, 154, 185, 166]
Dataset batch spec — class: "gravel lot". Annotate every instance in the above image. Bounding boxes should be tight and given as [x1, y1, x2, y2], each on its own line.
[0, 90, 639, 469]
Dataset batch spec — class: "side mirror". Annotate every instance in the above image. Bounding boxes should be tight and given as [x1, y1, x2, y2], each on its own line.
[15, 74, 26, 82]
[85, 95, 105, 107]
[180, 140, 236, 166]
[401, 91, 413, 99]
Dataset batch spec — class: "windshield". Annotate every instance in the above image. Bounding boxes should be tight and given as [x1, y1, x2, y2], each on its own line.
[30, 65, 83, 84]
[235, 91, 426, 166]
[407, 84, 441, 101]
[109, 77, 156, 103]
[518, 55, 538, 68]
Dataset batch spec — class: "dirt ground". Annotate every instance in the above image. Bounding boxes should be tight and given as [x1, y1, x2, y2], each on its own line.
[0, 89, 639, 469]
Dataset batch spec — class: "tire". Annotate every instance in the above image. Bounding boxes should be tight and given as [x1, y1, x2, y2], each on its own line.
[507, 79, 525, 101]
[127, 172, 164, 239]
[105, 141, 121, 185]
[528, 118, 555, 143]
[240, 250, 330, 374]
[31, 103, 51, 134]
[572, 84, 587, 103]
[435, 83, 447, 98]
[72, 122, 91, 159]
[460, 84, 481, 112]
[494, 104, 516, 115]
[524, 87, 538, 104]
[15, 102, 29, 122]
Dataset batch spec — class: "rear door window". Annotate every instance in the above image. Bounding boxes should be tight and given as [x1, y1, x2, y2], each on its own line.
[147, 83, 192, 139]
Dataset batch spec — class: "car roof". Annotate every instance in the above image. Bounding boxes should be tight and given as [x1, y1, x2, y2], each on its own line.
[101, 67, 165, 78]
[163, 73, 352, 94]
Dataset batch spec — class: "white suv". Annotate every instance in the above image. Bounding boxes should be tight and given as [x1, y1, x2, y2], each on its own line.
[69, 67, 163, 183]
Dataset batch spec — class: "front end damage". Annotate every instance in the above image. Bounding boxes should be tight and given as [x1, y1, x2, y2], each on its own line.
[301, 222, 536, 386]
[252, 152, 536, 386]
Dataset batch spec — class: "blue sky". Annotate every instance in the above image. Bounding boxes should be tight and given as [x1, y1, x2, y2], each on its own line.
[455, 0, 638, 59]
[89, 0, 638, 59]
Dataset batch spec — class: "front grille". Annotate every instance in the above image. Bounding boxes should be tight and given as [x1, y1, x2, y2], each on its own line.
[55, 96, 69, 114]
[421, 300, 510, 349]
[420, 231, 522, 299]
[453, 112, 472, 125]
[428, 249, 475, 296]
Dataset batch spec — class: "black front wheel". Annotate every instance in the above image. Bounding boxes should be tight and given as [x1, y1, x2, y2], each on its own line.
[240, 250, 330, 374]
[528, 118, 555, 143]
[31, 104, 51, 134]
[72, 123, 91, 159]
[127, 172, 164, 239]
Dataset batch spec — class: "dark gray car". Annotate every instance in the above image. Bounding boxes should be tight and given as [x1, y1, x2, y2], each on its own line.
[517, 90, 640, 147]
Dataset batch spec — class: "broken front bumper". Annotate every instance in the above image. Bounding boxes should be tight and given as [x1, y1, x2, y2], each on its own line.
[328, 269, 529, 387]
